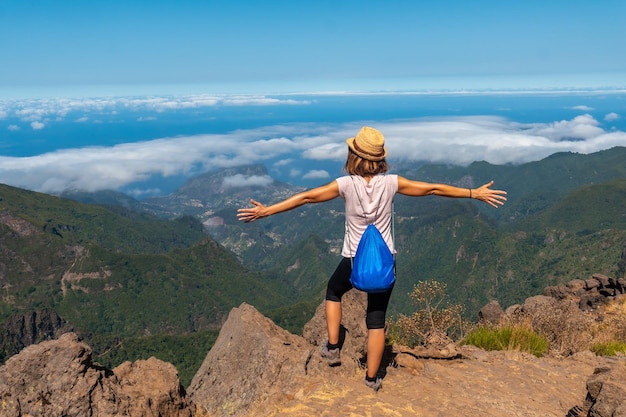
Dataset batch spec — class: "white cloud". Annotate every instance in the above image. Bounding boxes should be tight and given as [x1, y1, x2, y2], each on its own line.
[126, 187, 162, 198]
[524, 114, 603, 141]
[75, 116, 89, 123]
[8, 125, 20, 131]
[571, 105, 594, 111]
[303, 169, 330, 179]
[0, 115, 624, 194]
[1, 94, 311, 122]
[222, 174, 274, 188]
[30, 121, 45, 130]
[273, 158, 293, 167]
[604, 112, 620, 121]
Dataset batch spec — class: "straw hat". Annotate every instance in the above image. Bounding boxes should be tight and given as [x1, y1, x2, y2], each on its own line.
[346, 126, 387, 161]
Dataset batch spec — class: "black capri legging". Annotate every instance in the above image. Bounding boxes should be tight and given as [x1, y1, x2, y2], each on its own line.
[325, 257, 394, 330]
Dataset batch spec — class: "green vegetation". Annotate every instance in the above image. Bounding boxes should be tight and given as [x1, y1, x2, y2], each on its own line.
[0, 183, 291, 384]
[590, 341, 626, 357]
[90, 330, 219, 387]
[461, 326, 550, 357]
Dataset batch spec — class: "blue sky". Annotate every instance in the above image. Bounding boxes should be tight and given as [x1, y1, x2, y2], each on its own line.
[1, 0, 625, 98]
[1, 1, 625, 197]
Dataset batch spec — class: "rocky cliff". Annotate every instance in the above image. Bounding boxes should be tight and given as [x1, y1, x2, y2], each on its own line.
[0, 332, 193, 416]
[0, 308, 72, 363]
[1, 289, 625, 416]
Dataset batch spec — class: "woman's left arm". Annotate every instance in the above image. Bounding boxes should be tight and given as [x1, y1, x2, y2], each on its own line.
[237, 180, 340, 222]
[398, 176, 507, 208]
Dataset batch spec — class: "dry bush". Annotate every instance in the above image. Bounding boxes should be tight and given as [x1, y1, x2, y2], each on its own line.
[391, 280, 470, 348]
[592, 297, 626, 345]
[508, 297, 595, 357]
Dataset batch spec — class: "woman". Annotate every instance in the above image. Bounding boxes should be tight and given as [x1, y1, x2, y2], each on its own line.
[237, 126, 507, 391]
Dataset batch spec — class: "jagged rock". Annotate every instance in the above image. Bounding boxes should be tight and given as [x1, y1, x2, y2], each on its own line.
[585, 278, 601, 290]
[478, 300, 505, 323]
[302, 288, 368, 376]
[394, 340, 462, 362]
[0, 308, 73, 363]
[592, 273, 611, 288]
[580, 288, 607, 311]
[543, 283, 572, 299]
[568, 279, 586, 293]
[188, 303, 312, 416]
[580, 361, 626, 417]
[505, 303, 522, 315]
[0, 332, 193, 417]
[188, 294, 372, 416]
[521, 294, 555, 311]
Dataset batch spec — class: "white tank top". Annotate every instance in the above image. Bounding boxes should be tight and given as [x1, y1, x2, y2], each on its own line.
[336, 174, 398, 258]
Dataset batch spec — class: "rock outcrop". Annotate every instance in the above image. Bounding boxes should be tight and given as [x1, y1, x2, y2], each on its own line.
[568, 360, 626, 417]
[0, 332, 193, 417]
[542, 273, 626, 311]
[187, 303, 312, 416]
[2, 277, 624, 417]
[188, 291, 370, 416]
[302, 288, 369, 376]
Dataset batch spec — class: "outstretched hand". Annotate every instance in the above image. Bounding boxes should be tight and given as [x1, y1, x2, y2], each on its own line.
[237, 199, 267, 223]
[473, 181, 507, 208]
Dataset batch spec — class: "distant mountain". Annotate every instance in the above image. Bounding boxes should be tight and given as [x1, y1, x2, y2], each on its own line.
[0, 183, 293, 383]
[20, 147, 626, 324]
[113, 147, 626, 316]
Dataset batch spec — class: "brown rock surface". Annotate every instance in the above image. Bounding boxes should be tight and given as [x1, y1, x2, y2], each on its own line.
[1, 297, 623, 417]
[187, 302, 313, 416]
[582, 359, 626, 417]
[0, 332, 193, 417]
[188, 298, 617, 417]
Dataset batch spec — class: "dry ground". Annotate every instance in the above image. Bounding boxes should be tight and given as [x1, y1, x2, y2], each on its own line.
[258, 349, 604, 417]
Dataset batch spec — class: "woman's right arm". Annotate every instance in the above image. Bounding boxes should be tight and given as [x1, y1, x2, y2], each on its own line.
[237, 180, 340, 222]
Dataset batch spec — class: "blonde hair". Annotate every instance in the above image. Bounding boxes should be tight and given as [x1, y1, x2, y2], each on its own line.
[343, 148, 389, 176]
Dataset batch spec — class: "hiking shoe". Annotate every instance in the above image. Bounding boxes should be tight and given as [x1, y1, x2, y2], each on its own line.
[364, 377, 382, 392]
[320, 341, 341, 366]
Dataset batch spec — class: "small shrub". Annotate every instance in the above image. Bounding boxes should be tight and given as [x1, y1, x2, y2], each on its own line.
[391, 280, 469, 348]
[590, 341, 626, 356]
[461, 326, 510, 351]
[594, 298, 626, 344]
[509, 298, 594, 356]
[462, 324, 549, 357]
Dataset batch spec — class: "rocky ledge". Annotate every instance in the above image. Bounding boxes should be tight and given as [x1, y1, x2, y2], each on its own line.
[1, 289, 625, 416]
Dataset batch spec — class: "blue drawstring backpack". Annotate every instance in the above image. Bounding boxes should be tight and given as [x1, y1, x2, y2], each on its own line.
[348, 176, 396, 293]
[350, 223, 395, 292]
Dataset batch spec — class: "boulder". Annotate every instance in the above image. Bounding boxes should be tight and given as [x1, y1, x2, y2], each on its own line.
[0, 332, 193, 417]
[188, 293, 372, 416]
[592, 273, 611, 288]
[302, 288, 368, 376]
[582, 361, 626, 417]
[478, 300, 505, 324]
[521, 295, 555, 311]
[542, 284, 572, 300]
[188, 303, 312, 416]
[567, 279, 586, 293]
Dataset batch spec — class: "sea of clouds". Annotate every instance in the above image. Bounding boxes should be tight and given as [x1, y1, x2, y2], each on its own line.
[0, 93, 624, 196]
